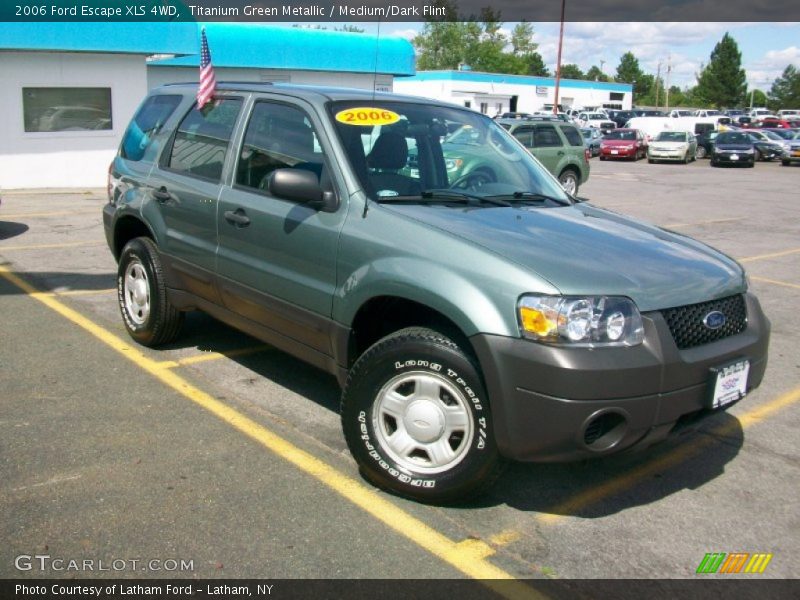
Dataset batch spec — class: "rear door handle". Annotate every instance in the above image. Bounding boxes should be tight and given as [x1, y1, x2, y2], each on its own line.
[224, 209, 250, 228]
[152, 186, 171, 203]
[557, 150, 565, 156]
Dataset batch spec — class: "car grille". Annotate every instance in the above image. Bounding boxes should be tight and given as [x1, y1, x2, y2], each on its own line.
[661, 294, 747, 350]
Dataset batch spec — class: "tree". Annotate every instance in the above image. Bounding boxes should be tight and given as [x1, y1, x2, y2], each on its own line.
[768, 65, 800, 110]
[693, 33, 747, 108]
[749, 89, 768, 108]
[585, 65, 609, 82]
[558, 63, 584, 80]
[615, 52, 650, 102]
[412, 3, 548, 77]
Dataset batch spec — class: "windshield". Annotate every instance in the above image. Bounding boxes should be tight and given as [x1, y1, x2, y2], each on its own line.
[329, 100, 570, 205]
[654, 131, 687, 142]
[586, 113, 606, 120]
[762, 130, 784, 141]
[717, 132, 750, 144]
[604, 130, 637, 140]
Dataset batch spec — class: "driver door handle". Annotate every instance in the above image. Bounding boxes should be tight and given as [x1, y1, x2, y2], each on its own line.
[152, 186, 171, 203]
[224, 209, 250, 228]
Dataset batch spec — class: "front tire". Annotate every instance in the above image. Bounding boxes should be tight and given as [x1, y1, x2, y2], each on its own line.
[558, 169, 579, 195]
[341, 327, 503, 504]
[117, 237, 183, 347]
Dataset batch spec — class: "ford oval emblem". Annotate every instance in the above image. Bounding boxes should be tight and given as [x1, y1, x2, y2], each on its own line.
[703, 311, 726, 330]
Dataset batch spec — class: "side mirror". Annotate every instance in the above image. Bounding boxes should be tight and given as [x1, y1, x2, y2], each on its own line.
[268, 168, 338, 213]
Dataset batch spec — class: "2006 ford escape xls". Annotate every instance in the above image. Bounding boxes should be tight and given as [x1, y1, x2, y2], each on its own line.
[104, 83, 770, 503]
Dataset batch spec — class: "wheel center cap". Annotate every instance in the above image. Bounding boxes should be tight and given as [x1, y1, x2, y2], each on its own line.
[133, 280, 147, 304]
[404, 400, 445, 443]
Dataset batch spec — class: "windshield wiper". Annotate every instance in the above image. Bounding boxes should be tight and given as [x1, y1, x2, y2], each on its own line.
[375, 189, 511, 208]
[486, 191, 572, 206]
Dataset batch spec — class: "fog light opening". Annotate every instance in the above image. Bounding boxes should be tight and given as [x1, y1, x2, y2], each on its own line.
[583, 412, 627, 450]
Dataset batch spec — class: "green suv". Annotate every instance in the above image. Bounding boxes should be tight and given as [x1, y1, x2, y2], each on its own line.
[104, 83, 769, 503]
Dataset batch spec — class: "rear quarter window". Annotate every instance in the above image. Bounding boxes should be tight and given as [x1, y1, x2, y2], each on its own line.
[120, 95, 182, 162]
[558, 125, 583, 146]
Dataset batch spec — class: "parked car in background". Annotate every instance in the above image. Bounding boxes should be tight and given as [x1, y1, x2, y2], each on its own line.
[724, 109, 745, 119]
[693, 109, 723, 119]
[578, 112, 616, 133]
[668, 109, 693, 118]
[749, 108, 775, 119]
[610, 110, 637, 129]
[599, 128, 647, 161]
[768, 129, 798, 141]
[496, 112, 531, 120]
[496, 117, 590, 194]
[695, 130, 719, 159]
[755, 117, 792, 129]
[634, 109, 666, 117]
[647, 130, 698, 163]
[777, 109, 799, 119]
[711, 131, 755, 167]
[746, 130, 789, 160]
[781, 136, 800, 166]
[580, 127, 602, 156]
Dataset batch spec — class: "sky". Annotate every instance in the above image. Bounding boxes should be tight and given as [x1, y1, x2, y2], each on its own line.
[344, 22, 800, 91]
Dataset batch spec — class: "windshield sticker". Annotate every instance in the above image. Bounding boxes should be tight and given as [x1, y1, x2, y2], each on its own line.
[335, 107, 400, 126]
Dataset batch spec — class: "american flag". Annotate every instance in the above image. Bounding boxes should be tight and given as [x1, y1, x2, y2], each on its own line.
[197, 27, 216, 109]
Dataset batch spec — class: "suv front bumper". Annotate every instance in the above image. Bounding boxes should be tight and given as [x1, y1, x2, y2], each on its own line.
[470, 292, 770, 462]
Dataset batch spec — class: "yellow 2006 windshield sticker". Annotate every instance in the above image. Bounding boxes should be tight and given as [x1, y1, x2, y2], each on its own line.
[335, 107, 400, 126]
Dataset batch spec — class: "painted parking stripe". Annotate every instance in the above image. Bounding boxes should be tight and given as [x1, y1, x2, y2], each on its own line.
[663, 218, 743, 229]
[0, 265, 544, 597]
[1, 209, 100, 219]
[738, 247, 800, 263]
[536, 385, 800, 525]
[156, 345, 272, 368]
[750, 276, 800, 291]
[0, 240, 105, 252]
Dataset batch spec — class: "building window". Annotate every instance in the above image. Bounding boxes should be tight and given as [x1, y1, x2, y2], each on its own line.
[609, 92, 625, 101]
[22, 87, 112, 132]
[464, 101, 471, 108]
[480, 102, 488, 114]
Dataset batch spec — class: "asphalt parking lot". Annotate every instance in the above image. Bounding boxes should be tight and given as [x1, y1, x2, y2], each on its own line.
[1, 157, 799, 587]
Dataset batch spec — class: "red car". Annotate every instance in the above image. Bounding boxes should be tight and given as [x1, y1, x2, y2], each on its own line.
[599, 128, 647, 160]
[755, 118, 793, 129]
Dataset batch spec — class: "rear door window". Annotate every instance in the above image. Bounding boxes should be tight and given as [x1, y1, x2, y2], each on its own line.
[166, 98, 243, 182]
[533, 125, 563, 147]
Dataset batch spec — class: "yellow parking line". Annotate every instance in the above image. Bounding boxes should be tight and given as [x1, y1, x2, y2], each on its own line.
[0, 265, 544, 597]
[663, 218, 743, 229]
[489, 529, 522, 546]
[0, 240, 105, 252]
[750, 276, 800, 291]
[738, 247, 800, 263]
[1, 209, 99, 219]
[156, 345, 272, 368]
[56, 288, 116, 297]
[537, 385, 800, 525]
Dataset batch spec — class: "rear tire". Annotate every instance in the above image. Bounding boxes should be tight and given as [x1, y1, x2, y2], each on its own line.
[341, 327, 504, 504]
[117, 237, 183, 347]
[696, 146, 707, 159]
[782, 160, 791, 166]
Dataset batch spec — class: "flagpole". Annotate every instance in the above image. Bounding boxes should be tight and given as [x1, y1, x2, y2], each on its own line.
[553, 0, 566, 116]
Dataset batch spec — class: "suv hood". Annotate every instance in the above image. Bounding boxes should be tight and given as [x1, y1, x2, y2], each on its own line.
[384, 203, 744, 312]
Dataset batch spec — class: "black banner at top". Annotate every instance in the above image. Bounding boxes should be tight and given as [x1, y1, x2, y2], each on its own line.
[2, 0, 800, 22]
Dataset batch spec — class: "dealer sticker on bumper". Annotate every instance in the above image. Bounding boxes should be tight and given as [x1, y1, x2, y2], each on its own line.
[710, 360, 750, 409]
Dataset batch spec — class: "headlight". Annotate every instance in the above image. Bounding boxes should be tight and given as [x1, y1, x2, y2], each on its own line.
[445, 158, 463, 172]
[518, 295, 644, 347]
[742, 148, 754, 154]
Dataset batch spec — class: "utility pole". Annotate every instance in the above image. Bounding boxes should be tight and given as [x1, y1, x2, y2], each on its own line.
[553, 0, 566, 115]
[665, 54, 672, 111]
[655, 60, 662, 108]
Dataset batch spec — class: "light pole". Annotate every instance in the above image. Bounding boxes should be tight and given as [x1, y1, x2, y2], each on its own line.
[553, 0, 566, 115]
